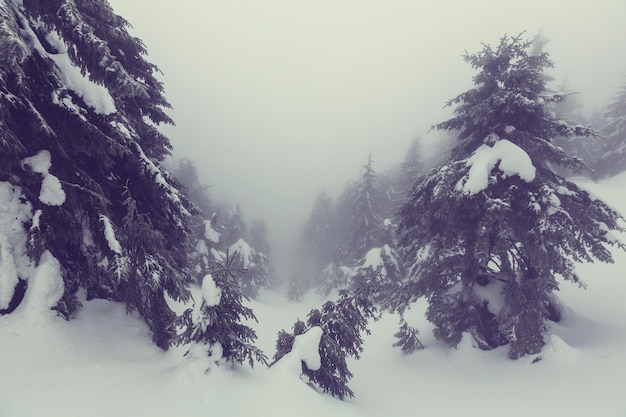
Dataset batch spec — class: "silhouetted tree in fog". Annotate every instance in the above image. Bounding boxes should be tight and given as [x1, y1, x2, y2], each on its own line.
[593, 81, 626, 179]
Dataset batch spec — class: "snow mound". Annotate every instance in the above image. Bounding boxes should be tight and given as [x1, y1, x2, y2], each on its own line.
[0, 182, 33, 310]
[20, 150, 52, 174]
[272, 326, 323, 375]
[21, 150, 66, 206]
[40, 174, 65, 206]
[457, 139, 536, 195]
[9, 250, 64, 326]
[201, 274, 221, 307]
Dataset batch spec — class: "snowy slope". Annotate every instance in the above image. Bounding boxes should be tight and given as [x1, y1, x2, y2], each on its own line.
[2, 174, 626, 417]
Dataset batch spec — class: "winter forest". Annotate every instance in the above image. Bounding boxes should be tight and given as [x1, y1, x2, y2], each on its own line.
[2, 1, 626, 416]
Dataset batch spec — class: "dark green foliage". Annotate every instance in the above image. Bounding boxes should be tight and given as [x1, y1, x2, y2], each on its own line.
[393, 318, 424, 354]
[0, 0, 194, 346]
[273, 288, 378, 400]
[272, 320, 306, 365]
[117, 184, 188, 349]
[350, 219, 404, 303]
[174, 253, 267, 368]
[395, 33, 625, 359]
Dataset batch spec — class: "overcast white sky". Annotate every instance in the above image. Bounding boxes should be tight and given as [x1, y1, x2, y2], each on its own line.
[108, 0, 625, 277]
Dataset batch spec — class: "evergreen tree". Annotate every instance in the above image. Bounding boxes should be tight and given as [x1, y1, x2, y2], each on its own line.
[249, 219, 271, 256]
[169, 157, 213, 214]
[299, 190, 337, 288]
[188, 214, 222, 278]
[593, 81, 626, 179]
[390, 138, 425, 216]
[393, 34, 624, 359]
[342, 152, 384, 264]
[174, 254, 267, 368]
[550, 82, 597, 173]
[0, 0, 193, 347]
[246, 218, 275, 294]
[229, 237, 272, 299]
[350, 219, 404, 302]
[272, 287, 377, 400]
[286, 275, 305, 302]
[222, 204, 247, 247]
[167, 157, 223, 281]
[317, 251, 353, 297]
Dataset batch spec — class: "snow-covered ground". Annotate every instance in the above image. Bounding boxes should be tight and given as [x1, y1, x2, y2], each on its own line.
[2, 173, 626, 417]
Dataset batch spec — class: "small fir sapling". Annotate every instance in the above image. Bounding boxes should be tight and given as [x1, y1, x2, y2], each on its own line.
[272, 287, 378, 400]
[174, 251, 267, 368]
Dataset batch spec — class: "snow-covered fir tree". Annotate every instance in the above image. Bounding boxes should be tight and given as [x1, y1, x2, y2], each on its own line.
[342, 152, 385, 264]
[167, 158, 222, 278]
[222, 204, 247, 247]
[174, 255, 267, 368]
[248, 218, 275, 290]
[389, 138, 425, 216]
[310, 153, 408, 298]
[164, 160, 268, 363]
[229, 237, 273, 299]
[170, 166, 274, 299]
[593, 81, 626, 179]
[272, 287, 378, 400]
[393, 34, 625, 359]
[217, 206, 273, 298]
[0, 0, 195, 348]
[350, 218, 404, 303]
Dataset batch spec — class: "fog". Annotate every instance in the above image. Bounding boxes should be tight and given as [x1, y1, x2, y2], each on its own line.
[108, 0, 625, 278]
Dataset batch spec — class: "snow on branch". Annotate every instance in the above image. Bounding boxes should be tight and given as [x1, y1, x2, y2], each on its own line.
[456, 138, 536, 195]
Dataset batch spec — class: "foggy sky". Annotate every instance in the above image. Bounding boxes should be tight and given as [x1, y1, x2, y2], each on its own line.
[108, 0, 625, 277]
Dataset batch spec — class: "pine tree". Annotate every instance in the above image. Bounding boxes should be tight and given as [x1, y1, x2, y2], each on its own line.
[0, 0, 193, 346]
[228, 237, 272, 299]
[593, 81, 626, 179]
[167, 157, 222, 281]
[342, 153, 384, 264]
[222, 204, 248, 247]
[169, 157, 213, 214]
[350, 219, 404, 302]
[299, 190, 337, 288]
[174, 253, 267, 368]
[248, 218, 275, 293]
[272, 287, 377, 400]
[249, 219, 270, 256]
[390, 138, 425, 216]
[393, 34, 625, 359]
[286, 275, 305, 302]
[550, 81, 597, 173]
